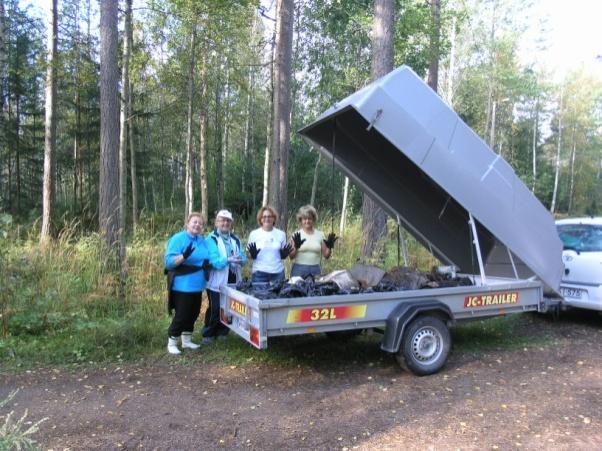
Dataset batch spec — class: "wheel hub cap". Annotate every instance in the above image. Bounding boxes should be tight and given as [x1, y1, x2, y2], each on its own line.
[411, 327, 441, 363]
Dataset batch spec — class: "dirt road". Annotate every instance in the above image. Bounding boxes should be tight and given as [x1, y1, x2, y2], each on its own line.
[2, 311, 601, 450]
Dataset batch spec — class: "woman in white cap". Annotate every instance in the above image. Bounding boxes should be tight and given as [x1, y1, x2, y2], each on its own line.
[203, 209, 247, 342]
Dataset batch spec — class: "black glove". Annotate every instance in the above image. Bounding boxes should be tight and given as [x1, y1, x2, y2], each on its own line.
[182, 242, 195, 259]
[323, 233, 338, 250]
[279, 243, 294, 259]
[202, 260, 212, 270]
[247, 242, 260, 259]
[292, 232, 306, 249]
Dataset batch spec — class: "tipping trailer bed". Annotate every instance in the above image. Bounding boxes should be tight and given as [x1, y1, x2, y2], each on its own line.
[220, 66, 564, 375]
[220, 277, 550, 375]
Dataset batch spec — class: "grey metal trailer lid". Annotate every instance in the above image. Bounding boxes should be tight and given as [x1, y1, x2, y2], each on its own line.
[298, 65, 563, 292]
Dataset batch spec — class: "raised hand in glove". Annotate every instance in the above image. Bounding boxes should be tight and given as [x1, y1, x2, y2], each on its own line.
[182, 242, 195, 259]
[292, 232, 306, 249]
[323, 233, 338, 250]
[279, 243, 294, 259]
[247, 242, 260, 259]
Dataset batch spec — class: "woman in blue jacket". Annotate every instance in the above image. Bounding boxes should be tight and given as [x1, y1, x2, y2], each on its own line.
[164, 212, 227, 355]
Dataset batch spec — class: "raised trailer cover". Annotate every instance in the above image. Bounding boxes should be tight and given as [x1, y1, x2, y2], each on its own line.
[298, 65, 563, 292]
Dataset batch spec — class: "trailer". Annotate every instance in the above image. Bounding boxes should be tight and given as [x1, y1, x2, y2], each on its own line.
[220, 66, 565, 375]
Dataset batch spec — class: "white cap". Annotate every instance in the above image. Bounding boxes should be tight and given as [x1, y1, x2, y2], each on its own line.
[216, 209, 233, 221]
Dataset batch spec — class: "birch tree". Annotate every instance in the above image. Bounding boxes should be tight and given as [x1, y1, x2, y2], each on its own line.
[198, 60, 208, 223]
[118, 0, 132, 260]
[550, 87, 563, 213]
[40, 0, 57, 243]
[184, 25, 196, 219]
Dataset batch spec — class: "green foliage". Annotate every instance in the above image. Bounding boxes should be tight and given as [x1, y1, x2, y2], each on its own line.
[0, 212, 443, 371]
[0, 389, 47, 451]
[452, 314, 549, 352]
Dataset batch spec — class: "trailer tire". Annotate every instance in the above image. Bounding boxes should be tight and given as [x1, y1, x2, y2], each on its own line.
[396, 316, 450, 376]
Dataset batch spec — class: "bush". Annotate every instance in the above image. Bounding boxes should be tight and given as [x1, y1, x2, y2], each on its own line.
[0, 213, 442, 370]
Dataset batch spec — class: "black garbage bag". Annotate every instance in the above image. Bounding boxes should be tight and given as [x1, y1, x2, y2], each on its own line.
[279, 282, 310, 298]
[315, 281, 341, 296]
[371, 280, 400, 292]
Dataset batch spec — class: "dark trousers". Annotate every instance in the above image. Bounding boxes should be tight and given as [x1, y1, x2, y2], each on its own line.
[202, 271, 236, 338]
[251, 270, 285, 284]
[167, 290, 202, 337]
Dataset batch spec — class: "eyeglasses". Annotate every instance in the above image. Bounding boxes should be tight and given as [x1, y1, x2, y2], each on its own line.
[261, 215, 275, 219]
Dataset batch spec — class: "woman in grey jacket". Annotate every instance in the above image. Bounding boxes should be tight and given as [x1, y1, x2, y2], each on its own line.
[202, 209, 247, 342]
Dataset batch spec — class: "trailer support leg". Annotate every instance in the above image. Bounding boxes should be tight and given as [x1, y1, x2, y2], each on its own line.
[468, 213, 487, 285]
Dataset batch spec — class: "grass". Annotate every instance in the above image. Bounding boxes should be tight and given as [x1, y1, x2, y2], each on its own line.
[0, 389, 47, 450]
[451, 313, 552, 353]
[0, 214, 553, 373]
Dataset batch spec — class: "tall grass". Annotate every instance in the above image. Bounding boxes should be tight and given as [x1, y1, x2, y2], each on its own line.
[0, 213, 444, 371]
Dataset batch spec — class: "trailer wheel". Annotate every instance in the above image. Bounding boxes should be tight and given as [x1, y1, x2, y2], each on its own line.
[396, 316, 450, 376]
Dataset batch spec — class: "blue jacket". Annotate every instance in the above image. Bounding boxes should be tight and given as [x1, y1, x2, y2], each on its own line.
[164, 230, 227, 292]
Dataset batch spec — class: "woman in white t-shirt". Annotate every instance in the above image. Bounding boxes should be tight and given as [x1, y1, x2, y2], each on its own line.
[288, 205, 337, 278]
[246, 206, 292, 284]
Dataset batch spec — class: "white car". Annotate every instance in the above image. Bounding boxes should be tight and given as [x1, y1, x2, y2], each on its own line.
[555, 217, 602, 311]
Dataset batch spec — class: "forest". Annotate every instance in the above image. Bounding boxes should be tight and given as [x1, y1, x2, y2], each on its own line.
[1, 0, 600, 234]
[2, 2, 602, 447]
[0, 0, 601, 359]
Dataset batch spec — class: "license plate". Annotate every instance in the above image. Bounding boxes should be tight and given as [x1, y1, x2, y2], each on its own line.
[560, 287, 583, 299]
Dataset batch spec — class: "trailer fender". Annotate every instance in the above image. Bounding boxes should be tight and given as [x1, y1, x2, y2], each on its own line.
[380, 300, 453, 353]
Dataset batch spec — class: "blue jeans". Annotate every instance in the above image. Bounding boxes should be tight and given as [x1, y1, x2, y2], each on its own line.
[290, 263, 321, 278]
[252, 270, 285, 284]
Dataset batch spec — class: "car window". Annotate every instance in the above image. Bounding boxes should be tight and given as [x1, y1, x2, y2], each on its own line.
[557, 224, 602, 252]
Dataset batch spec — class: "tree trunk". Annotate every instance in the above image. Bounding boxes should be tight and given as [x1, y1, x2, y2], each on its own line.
[242, 66, 254, 201]
[489, 99, 497, 149]
[199, 63, 208, 224]
[73, 89, 81, 210]
[222, 61, 229, 200]
[129, 81, 137, 231]
[270, 0, 294, 231]
[41, 0, 57, 243]
[427, 0, 440, 92]
[118, 0, 132, 264]
[15, 96, 20, 215]
[99, 0, 120, 265]
[0, 0, 5, 196]
[268, 3, 279, 209]
[262, 118, 270, 208]
[361, 0, 394, 260]
[484, 0, 497, 140]
[445, 15, 456, 105]
[550, 87, 563, 213]
[568, 126, 576, 214]
[126, 4, 137, 231]
[310, 152, 321, 207]
[531, 95, 539, 192]
[184, 26, 196, 220]
[71, 1, 81, 212]
[215, 70, 224, 209]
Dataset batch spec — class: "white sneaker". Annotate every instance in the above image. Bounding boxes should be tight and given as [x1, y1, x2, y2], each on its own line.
[181, 332, 200, 350]
[167, 336, 181, 355]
